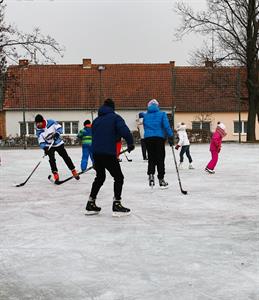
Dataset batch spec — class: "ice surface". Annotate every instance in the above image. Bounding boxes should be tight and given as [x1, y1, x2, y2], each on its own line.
[0, 144, 259, 300]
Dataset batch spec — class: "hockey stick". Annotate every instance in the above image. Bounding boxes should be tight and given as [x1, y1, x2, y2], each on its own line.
[171, 146, 188, 195]
[48, 148, 131, 185]
[121, 145, 132, 162]
[15, 141, 55, 187]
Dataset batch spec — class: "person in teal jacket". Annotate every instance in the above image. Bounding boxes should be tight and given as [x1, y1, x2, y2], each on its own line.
[77, 120, 94, 171]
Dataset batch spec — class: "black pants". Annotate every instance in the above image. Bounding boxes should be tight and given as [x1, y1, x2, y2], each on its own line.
[180, 145, 192, 163]
[47, 144, 75, 173]
[90, 154, 124, 200]
[145, 137, 166, 180]
[140, 138, 147, 160]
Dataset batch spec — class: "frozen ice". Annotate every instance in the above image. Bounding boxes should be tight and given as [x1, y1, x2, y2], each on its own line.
[0, 143, 259, 300]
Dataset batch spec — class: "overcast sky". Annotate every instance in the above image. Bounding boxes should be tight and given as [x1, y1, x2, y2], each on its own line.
[6, 0, 207, 66]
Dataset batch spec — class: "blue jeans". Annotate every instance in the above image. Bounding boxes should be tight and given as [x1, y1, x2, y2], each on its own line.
[81, 144, 94, 171]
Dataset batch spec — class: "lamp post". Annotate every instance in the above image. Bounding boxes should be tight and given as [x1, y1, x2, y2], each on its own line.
[22, 66, 28, 149]
[97, 65, 105, 108]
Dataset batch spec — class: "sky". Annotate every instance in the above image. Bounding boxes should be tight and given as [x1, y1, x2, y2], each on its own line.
[6, 0, 207, 66]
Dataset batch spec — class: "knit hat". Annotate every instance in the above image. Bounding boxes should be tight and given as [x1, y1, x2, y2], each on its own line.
[217, 122, 226, 131]
[147, 99, 159, 107]
[104, 98, 115, 110]
[35, 114, 44, 123]
[84, 119, 91, 126]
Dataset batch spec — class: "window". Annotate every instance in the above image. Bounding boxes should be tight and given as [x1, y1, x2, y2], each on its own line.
[59, 121, 79, 135]
[28, 122, 35, 135]
[192, 121, 211, 131]
[234, 121, 247, 134]
[20, 123, 26, 136]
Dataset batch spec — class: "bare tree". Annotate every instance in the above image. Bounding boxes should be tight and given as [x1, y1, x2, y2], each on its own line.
[0, 1, 64, 73]
[175, 0, 259, 142]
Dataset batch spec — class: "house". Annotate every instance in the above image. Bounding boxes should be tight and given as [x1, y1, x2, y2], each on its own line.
[1, 58, 257, 142]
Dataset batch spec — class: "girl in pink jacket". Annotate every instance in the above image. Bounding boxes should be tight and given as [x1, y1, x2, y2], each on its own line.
[205, 122, 227, 174]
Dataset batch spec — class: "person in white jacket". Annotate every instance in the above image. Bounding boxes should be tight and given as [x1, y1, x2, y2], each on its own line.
[175, 122, 194, 169]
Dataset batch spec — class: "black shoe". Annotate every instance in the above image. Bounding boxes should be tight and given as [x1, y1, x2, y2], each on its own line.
[159, 179, 169, 189]
[205, 167, 215, 174]
[149, 174, 155, 187]
[85, 198, 101, 215]
[112, 200, 131, 217]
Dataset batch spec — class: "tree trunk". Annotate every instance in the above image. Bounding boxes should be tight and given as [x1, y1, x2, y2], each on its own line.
[246, 85, 257, 141]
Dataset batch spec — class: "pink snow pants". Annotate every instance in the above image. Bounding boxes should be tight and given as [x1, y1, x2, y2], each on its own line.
[206, 150, 219, 170]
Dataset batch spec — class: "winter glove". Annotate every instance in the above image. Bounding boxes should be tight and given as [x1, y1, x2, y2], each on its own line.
[127, 144, 135, 153]
[44, 147, 49, 155]
[168, 137, 174, 147]
[175, 144, 180, 150]
[53, 132, 60, 140]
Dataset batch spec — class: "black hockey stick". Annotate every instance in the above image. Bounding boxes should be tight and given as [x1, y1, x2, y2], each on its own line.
[122, 145, 132, 162]
[48, 148, 131, 185]
[171, 146, 188, 195]
[48, 166, 93, 185]
[15, 141, 54, 187]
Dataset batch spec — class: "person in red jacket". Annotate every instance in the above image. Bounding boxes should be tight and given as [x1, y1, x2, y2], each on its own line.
[205, 122, 227, 174]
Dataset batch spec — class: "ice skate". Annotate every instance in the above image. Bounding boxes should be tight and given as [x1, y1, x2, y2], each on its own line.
[159, 179, 169, 189]
[205, 167, 215, 174]
[72, 169, 80, 180]
[53, 171, 59, 182]
[189, 163, 194, 169]
[178, 163, 183, 169]
[85, 197, 101, 215]
[112, 200, 131, 217]
[148, 174, 155, 187]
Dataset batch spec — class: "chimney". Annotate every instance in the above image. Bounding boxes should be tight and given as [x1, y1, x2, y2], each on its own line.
[82, 58, 92, 69]
[170, 61, 175, 67]
[205, 59, 214, 68]
[19, 59, 29, 66]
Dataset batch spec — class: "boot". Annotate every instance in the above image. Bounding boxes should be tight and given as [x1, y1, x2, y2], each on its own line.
[148, 174, 155, 187]
[72, 169, 80, 180]
[159, 178, 169, 189]
[112, 200, 131, 217]
[85, 197, 101, 215]
[205, 167, 215, 174]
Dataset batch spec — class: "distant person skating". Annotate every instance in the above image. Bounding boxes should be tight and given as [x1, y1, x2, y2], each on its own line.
[85, 98, 134, 216]
[35, 114, 80, 182]
[77, 120, 94, 171]
[175, 122, 194, 169]
[139, 99, 173, 188]
[136, 116, 148, 160]
[205, 122, 227, 174]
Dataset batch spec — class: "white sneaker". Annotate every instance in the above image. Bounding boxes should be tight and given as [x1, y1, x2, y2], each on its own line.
[189, 163, 194, 169]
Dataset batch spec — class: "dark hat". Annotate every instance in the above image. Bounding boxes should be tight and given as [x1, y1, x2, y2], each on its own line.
[84, 119, 91, 126]
[104, 98, 115, 110]
[35, 114, 44, 123]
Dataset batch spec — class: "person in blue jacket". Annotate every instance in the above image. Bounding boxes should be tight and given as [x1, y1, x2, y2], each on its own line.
[77, 119, 94, 171]
[85, 98, 135, 217]
[139, 99, 173, 188]
[35, 114, 79, 182]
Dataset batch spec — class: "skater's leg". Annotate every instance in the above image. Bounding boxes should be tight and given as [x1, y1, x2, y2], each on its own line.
[56, 144, 75, 170]
[90, 154, 106, 199]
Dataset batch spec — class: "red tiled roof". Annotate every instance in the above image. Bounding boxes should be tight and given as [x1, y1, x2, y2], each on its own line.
[4, 63, 173, 110]
[4, 62, 248, 112]
[173, 66, 248, 112]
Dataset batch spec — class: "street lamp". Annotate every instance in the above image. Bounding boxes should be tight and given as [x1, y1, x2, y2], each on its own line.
[21, 66, 28, 149]
[97, 65, 106, 108]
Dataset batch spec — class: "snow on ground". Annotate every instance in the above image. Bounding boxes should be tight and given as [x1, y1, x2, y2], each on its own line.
[0, 143, 259, 300]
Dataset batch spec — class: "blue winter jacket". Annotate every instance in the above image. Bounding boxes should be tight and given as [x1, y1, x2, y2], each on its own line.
[92, 105, 133, 156]
[139, 104, 173, 139]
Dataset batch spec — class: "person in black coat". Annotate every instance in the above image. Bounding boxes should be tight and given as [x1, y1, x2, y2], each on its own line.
[85, 98, 135, 217]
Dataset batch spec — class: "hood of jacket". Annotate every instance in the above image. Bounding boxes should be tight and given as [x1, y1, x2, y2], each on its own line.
[98, 105, 114, 116]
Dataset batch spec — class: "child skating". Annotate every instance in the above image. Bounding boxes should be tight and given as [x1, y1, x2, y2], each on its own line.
[175, 122, 194, 169]
[205, 122, 227, 174]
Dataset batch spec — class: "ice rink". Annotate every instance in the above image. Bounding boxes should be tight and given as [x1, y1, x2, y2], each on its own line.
[0, 143, 259, 300]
